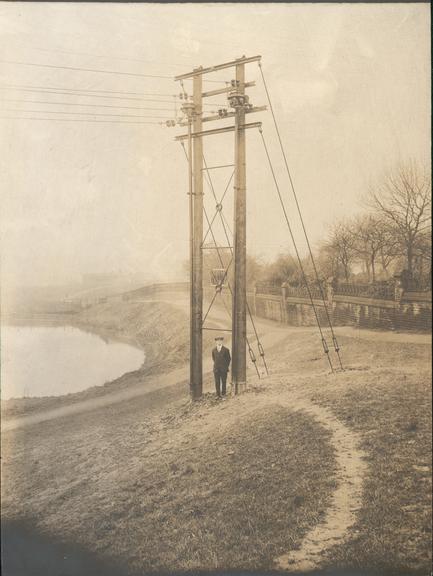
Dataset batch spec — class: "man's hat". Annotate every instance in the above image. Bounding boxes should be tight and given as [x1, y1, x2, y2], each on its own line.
[215, 336, 224, 341]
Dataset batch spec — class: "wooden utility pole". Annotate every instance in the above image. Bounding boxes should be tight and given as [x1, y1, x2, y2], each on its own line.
[186, 103, 195, 398]
[231, 63, 247, 393]
[191, 71, 203, 399]
[174, 55, 264, 399]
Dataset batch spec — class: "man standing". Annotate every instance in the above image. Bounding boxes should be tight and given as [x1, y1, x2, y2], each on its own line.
[212, 336, 231, 398]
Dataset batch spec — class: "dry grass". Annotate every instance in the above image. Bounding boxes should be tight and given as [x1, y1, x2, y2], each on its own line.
[1, 299, 431, 575]
[269, 332, 432, 575]
[317, 367, 431, 574]
[2, 392, 336, 572]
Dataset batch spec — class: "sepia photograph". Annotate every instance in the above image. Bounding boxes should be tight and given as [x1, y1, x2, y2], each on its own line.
[0, 2, 431, 575]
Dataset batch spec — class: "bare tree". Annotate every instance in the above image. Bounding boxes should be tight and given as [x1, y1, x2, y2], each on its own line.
[324, 221, 357, 282]
[367, 161, 431, 278]
[352, 214, 399, 282]
[412, 230, 432, 288]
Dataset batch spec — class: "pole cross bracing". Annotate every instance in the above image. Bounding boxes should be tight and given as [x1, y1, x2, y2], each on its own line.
[172, 55, 267, 399]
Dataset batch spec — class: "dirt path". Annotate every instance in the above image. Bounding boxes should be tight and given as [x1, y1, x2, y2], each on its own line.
[154, 387, 368, 573]
[3, 295, 429, 432]
[275, 394, 367, 572]
[1, 302, 288, 432]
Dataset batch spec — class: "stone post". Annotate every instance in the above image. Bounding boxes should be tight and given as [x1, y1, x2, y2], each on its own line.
[393, 273, 404, 331]
[252, 283, 257, 317]
[326, 278, 334, 306]
[393, 273, 404, 303]
[326, 278, 335, 324]
[281, 282, 288, 324]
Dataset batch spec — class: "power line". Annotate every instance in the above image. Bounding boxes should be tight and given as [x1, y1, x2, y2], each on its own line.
[0, 60, 227, 83]
[1, 99, 176, 112]
[2, 108, 173, 119]
[259, 61, 343, 370]
[29, 46, 194, 69]
[11, 48, 236, 83]
[23, 46, 230, 82]
[0, 116, 163, 125]
[202, 152, 269, 376]
[259, 127, 334, 373]
[0, 60, 172, 79]
[179, 140, 262, 380]
[0, 87, 181, 104]
[0, 86, 225, 106]
[1, 83, 176, 97]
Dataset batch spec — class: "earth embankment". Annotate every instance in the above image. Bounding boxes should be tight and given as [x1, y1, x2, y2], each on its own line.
[1, 299, 191, 421]
[1, 295, 431, 574]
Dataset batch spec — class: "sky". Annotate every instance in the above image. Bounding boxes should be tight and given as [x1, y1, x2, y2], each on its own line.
[0, 2, 430, 288]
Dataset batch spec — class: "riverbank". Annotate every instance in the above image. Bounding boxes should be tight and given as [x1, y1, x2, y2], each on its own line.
[1, 317, 431, 574]
[1, 297, 431, 574]
[1, 299, 191, 420]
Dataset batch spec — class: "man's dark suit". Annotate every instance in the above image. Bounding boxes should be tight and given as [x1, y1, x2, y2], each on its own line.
[212, 345, 231, 396]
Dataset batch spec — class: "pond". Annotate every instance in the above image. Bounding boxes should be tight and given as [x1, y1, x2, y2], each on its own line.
[0, 325, 144, 400]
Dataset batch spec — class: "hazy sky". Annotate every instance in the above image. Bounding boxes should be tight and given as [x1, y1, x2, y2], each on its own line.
[0, 2, 430, 287]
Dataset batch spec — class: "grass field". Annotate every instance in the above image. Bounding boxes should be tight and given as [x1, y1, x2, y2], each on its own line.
[1, 299, 431, 575]
[268, 332, 432, 575]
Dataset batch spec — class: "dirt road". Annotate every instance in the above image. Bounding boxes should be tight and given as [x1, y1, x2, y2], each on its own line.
[2, 296, 429, 432]
[2, 298, 288, 431]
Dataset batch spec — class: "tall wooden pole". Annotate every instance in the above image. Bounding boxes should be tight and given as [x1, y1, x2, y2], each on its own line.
[190, 70, 203, 399]
[232, 62, 247, 393]
[187, 112, 194, 399]
[175, 56, 264, 398]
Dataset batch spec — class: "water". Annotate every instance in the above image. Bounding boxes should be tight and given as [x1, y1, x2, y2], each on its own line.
[0, 325, 144, 399]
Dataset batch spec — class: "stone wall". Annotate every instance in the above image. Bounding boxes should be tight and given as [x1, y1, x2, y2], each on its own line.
[251, 284, 432, 332]
[125, 281, 431, 332]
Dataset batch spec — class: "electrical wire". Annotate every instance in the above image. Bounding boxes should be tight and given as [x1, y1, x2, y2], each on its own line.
[259, 127, 334, 372]
[180, 141, 261, 380]
[1, 99, 176, 112]
[201, 212, 260, 380]
[202, 259, 233, 324]
[1, 83, 177, 97]
[0, 116, 163, 125]
[2, 108, 174, 119]
[217, 281, 262, 379]
[0, 59, 173, 79]
[5, 49, 229, 83]
[29, 46, 196, 69]
[0, 87, 184, 104]
[0, 86, 225, 107]
[202, 153, 269, 375]
[201, 170, 234, 246]
[259, 61, 343, 370]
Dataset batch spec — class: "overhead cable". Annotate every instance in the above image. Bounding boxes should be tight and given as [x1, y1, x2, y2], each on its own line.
[2, 108, 173, 119]
[0, 59, 172, 79]
[201, 206, 261, 380]
[259, 128, 334, 373]
[202, 153, 269, 376]
[201, 170, 234, 246]
[1, 83, 177, 97]
[0, 87, 183, 103]
[0, 116, 163, 125]
[5, 50, 229, 83]
[0, 86, 225, 107]
[28, 46, 196, 69]
[1, 99, 175, 112]
[258, 61, 343, 370]
[180, 141, 261, 379]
